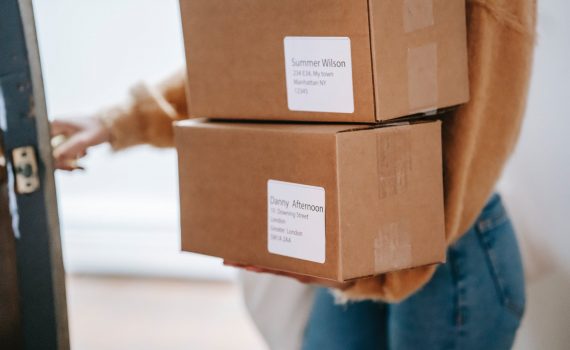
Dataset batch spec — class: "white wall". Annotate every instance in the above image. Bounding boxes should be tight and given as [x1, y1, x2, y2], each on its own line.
[499, 0, 570, 349]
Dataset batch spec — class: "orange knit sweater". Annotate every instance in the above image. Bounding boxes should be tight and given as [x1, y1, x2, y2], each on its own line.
[99, 0, 537, 301]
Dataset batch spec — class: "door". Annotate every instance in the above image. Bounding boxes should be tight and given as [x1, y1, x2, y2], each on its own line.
[0, 0, 69, 349]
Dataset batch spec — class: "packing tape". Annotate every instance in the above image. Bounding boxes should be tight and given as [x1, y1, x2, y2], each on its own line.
[403, 0, 435, 33]
[375, 130, 412, 200]
[403, 0, 438, 113]
[374, 222, 412, 272]
[407, 43, 439, 113]
[374, 129, 413, 272]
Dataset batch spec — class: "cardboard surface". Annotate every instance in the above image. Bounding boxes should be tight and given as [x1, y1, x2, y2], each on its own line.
[175, 119, 446, 281]
[179, 0, 469, 123]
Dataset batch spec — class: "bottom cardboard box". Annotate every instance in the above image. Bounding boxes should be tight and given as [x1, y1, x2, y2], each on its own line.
[174, 119, 446, 282]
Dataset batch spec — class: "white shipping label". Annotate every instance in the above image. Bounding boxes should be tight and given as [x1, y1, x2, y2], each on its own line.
[267, 180, 326, 263]
[284, 37, 354, 114]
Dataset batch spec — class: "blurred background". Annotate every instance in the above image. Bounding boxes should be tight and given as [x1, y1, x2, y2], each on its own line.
[32, 0, 569, 349]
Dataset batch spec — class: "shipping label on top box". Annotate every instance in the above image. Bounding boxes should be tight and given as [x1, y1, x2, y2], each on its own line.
[283, 37, 355, 114]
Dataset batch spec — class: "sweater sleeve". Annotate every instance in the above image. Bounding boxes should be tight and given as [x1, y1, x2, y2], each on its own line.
[97, 69, 188, 150]
[340, 0, 537, 302]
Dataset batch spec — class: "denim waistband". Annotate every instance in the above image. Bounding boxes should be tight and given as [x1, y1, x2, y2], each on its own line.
[476, 193, 509, 233]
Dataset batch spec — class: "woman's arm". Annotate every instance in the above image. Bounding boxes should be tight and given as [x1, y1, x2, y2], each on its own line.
[52, 70, 187, 169]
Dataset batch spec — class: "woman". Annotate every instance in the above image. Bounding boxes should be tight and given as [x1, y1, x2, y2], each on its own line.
[52, 0, 537, 348]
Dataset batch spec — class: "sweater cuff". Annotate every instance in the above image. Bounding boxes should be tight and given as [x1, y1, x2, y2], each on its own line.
[97, 83, 179, 151]
[336, 265, 437, 303]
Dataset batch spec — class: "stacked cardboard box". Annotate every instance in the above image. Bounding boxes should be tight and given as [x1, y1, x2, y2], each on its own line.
[175, 0, 469, 281]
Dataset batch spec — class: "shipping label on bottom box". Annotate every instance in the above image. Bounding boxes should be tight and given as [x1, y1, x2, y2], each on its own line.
[267, 180, 326, 263]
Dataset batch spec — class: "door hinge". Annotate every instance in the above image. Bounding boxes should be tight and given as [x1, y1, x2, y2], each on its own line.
[12, 146, 40, 194]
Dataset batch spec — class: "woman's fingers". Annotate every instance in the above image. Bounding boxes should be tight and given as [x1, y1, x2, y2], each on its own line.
[54, 157, 84, 171]
[50, 116, 111, 170]
[50, 119, 79, 137]
[53, 133, 91, 160]
[53, 138, 87, 171]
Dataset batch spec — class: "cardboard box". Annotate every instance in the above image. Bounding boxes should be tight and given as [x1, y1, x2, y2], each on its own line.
[179, 0, 469, 123]
[175, 119, 446, 281]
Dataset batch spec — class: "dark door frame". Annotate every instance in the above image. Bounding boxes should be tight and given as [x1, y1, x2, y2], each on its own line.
[0, 0, 69, 349]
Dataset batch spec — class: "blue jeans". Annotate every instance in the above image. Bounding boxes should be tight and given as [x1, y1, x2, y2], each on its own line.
[302, 194, 525, 350]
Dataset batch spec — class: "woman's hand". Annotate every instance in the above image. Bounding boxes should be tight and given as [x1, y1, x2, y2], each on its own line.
[224, 261, 355, 290]
[50, 116, 111, 171]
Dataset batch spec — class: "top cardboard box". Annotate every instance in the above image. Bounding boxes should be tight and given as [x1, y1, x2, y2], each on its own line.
[180, 0, 469, 123]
